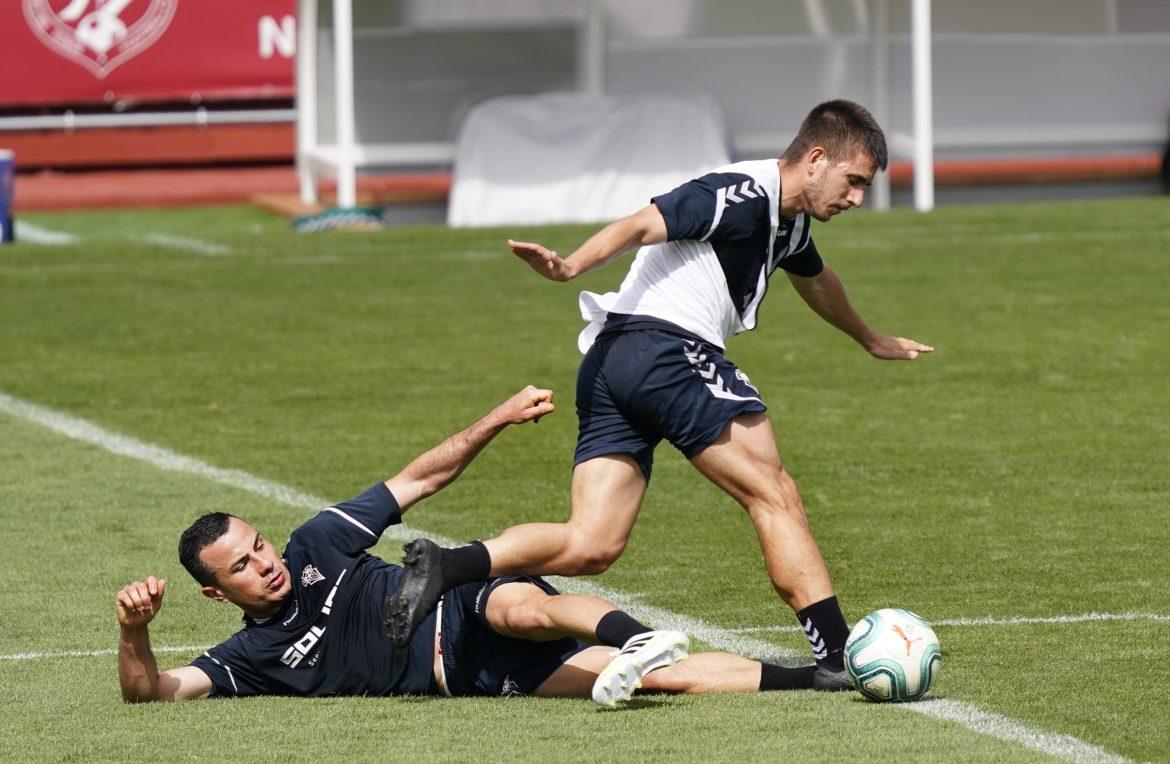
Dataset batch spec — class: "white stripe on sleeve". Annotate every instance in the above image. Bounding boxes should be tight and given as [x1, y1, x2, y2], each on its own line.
[701, 187, 728, 241]
[321, 507, 377, 538]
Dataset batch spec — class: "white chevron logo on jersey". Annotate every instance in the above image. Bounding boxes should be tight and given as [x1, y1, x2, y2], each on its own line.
[704, 179, 766, 241]
[721, 179, 765, 204]
[683, 342, 762, 403]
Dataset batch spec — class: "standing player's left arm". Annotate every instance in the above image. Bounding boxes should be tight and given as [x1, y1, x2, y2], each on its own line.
[786, 266, 933, 360]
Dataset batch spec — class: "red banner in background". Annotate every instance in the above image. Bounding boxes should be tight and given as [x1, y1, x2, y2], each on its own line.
[1, 0, 296, 107]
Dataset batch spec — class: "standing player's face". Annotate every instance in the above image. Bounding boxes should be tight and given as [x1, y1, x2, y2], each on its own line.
[803, 149, 877, 222]
[198, 517, 292, 617]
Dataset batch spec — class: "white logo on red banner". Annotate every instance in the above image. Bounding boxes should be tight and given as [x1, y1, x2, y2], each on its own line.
[23, 0, 179, 79]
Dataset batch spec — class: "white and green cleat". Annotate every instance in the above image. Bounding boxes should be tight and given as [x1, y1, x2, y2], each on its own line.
[591, 630, 690, 707]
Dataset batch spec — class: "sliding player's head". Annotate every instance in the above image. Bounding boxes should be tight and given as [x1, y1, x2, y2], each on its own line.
[179, 513, 291, 617]
[781, 100, 887, 221]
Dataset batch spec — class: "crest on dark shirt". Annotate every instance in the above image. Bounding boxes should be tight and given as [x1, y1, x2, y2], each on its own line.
[301, 564, 325, 587]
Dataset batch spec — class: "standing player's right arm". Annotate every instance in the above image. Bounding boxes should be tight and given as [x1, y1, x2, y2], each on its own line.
[509, 204, 668, 282]
[116, 577, 211, 702]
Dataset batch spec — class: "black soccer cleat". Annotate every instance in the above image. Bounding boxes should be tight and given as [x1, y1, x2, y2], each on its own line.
[384, 538, 446, 648]
[812, 663, 854, 692]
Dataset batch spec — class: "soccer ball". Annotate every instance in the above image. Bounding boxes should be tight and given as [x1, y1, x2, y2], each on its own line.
[844, 608, 941, 702]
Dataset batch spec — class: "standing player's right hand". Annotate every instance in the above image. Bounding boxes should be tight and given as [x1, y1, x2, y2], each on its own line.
[509, 239, 575, 282]
[116, 576, 166, 628]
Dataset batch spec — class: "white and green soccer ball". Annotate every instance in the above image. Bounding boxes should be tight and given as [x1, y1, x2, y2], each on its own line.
[845, 608, 941, 702]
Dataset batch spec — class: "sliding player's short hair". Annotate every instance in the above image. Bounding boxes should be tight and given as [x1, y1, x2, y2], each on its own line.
[781, 100, 888, 171]
[179, 512, 237, 585]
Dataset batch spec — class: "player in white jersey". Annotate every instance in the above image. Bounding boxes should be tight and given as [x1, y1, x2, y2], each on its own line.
[388, 101, 932, 689]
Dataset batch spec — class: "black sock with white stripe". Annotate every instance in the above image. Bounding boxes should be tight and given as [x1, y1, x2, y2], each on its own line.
[595, 610, 653, 648]
[797, 596, 849, 670]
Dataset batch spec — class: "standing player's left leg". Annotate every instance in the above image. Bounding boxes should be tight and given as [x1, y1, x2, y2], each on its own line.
[688, 412, 852, 690]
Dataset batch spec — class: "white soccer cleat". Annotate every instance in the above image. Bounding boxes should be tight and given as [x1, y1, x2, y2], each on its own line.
[591, 630, 690, 707]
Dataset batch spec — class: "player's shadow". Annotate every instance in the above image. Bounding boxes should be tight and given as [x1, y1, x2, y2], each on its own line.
[848, 693, 945, 704]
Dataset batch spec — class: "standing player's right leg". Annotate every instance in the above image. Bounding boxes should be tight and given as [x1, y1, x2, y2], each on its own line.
[385, 458, 645, 647]
[482, 454, 646, 576]
[386, 333, 661, 647]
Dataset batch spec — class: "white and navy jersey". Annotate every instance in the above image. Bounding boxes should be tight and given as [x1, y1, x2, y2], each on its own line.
[189, 483, 439, 698]
[577, 159, 823, 352]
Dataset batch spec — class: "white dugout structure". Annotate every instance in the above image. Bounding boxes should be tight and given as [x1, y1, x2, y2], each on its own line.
[296, 0, 1170, 214]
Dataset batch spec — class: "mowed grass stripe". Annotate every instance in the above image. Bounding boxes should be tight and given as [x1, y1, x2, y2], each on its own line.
[0, 388, 1131, 763]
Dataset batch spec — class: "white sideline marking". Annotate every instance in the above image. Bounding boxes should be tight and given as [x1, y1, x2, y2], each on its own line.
[723, 611, 1170, 634]
[13, 221, 79, 245]
[906, 699, 1129, 764]
[0, 390, 1132, 762]
[141, 233, 230, 257]
[1, 645, 208, 662]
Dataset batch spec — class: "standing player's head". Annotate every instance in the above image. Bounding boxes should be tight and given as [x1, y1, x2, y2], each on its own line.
[781, 100, 887, 222]
[179, 513, 292, 617]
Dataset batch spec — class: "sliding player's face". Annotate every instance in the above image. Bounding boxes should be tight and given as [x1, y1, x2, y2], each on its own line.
[804, 149, 876, 222]
[198, 517, 292, 617]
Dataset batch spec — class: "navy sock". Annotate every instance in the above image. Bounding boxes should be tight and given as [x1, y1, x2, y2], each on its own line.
[797, 596, 849, 670]
[595, 610, 653, 647]
[439, 541, 491, 591]
[759, 662, 817, 691]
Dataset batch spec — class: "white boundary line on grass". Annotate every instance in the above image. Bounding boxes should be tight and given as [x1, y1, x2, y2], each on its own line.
[2, 645, 208, 661]
[723, 611, 1170, 633]
[140, 233, 231, 257]
[13, 221, 79, 245]
[0, 390, 1132, 763]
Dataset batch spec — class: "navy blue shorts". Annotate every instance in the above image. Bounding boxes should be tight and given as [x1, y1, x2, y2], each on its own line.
[575, 329, 767, 479]
[440, 576, 587, 697]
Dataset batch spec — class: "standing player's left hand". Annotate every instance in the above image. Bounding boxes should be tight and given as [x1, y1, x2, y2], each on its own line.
[866, 334, 934, 360]
[497, 385, 556, 424]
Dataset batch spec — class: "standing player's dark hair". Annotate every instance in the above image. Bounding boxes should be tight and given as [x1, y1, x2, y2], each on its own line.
[781, 100, 888, 171]
[179, 512, 237, 586]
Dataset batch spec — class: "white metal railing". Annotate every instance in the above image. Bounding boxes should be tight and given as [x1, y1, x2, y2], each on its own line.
[0, 108, 295, 132]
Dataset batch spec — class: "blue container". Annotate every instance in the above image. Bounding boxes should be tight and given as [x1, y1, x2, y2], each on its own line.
[0, 149, 13, 244]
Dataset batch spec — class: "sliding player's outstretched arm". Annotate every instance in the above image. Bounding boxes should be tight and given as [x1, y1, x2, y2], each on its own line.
[786, 266, 933, 360]
[386, 385, 556, 512]
[116, 576, 211, 702]
[508, 204, 668, 282]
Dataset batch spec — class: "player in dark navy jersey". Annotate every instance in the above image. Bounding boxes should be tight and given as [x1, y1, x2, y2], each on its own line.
[116, 387, 819, 705]
[389, 101, 933, 691]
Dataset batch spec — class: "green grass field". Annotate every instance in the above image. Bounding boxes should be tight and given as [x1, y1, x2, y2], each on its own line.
[1, 198, 1168, 761]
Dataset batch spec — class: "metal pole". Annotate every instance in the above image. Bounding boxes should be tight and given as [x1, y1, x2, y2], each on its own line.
[296, 0, 319, 205]
[332, 0, 356, 208]
[911, 0, 934, 212]
[577, 0, 605, 94]
[871, 0, 891, 211]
